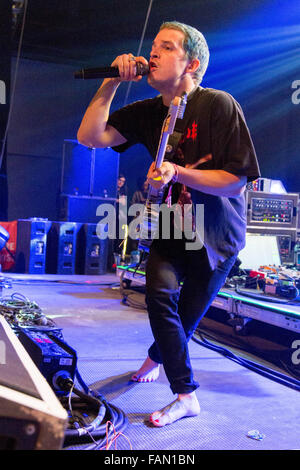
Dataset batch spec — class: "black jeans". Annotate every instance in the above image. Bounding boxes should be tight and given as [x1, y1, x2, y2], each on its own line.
[145, 238, 237, 394]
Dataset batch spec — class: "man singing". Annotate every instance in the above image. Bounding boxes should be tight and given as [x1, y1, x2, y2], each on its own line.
[77, 21, 260, 427]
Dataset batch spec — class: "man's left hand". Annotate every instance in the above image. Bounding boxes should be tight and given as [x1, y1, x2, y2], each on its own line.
[147, 161, 175, 189]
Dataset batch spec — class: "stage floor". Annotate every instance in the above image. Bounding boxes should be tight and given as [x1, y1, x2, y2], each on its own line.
[1, 272, 299, 451]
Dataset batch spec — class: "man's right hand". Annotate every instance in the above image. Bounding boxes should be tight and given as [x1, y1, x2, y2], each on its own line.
[77, 53, 148, 149]
[110, 53, 148, 82]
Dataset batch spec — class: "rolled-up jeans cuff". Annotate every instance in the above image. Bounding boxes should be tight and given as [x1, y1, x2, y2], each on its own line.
[148, 343, 163, 364]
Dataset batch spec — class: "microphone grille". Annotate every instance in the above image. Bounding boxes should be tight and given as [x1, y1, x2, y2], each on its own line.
[136, 63, 149, 76]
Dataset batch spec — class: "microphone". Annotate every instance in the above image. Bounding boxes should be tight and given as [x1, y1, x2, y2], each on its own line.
[74, 63, 149, 79]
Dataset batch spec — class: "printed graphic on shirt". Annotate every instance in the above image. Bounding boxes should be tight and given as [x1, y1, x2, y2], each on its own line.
[186, 121, 198, 142]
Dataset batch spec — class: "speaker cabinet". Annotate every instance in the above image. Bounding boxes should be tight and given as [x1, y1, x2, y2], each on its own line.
[76, 223, 108, 275]
[46, 221, 81, 274]
[60, 140, 119, 198]
[58, 194, 115, 224]
[15, 219, 52, 274]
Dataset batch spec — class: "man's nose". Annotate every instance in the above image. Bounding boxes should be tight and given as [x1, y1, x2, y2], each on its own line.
[150, 47, 159, 59]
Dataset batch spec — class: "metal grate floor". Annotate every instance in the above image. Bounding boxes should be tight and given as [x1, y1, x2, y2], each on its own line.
[3, 273, 300, 451]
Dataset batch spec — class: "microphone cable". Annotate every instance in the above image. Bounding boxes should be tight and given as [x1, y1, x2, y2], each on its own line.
[0, 0, 28, 169]
[123, 0, 154, 106]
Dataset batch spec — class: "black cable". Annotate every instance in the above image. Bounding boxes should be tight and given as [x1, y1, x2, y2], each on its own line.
[118, 258, 148, 310]
[39, 329, 129, 449]
[192, 331, 300, 391]
[57, 373, 128, 449]
[62, 395, 128, 449]
[82, 402, 128, 450]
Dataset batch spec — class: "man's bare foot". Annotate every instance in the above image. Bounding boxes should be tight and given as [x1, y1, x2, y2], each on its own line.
[131, 356, 160, 382]
[149, 391, 200, 427]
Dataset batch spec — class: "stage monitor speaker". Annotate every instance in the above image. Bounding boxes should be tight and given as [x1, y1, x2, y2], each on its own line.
[46, 221, 81, 274]
[76, 223, 108, 275]
[0, 316, 67, 450]
[60, 140, 119, 198]
[15, 219, 52, 274]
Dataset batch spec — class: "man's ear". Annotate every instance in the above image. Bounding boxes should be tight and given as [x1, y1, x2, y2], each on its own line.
[186, 58, 200, 74]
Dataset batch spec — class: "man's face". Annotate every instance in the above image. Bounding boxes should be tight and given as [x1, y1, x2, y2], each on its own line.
[147, 28, 190, 90]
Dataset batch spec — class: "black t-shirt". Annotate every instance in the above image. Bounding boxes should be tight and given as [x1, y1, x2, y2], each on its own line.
[108, 86, 260, 269]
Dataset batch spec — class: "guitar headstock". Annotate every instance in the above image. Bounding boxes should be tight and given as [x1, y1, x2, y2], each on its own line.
[177, 92, 187, 119]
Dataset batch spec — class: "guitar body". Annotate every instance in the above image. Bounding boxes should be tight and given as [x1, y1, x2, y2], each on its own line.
[138, 93, 187, 252]
[138, 186, 165, 251]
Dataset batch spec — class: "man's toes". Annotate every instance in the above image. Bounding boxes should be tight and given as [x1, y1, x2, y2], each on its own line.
[131, 374, 140, 382]
[149, 413, 166, 427]
[149, 411, 161, 422]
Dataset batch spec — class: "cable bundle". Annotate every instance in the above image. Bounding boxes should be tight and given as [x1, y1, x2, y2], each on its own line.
[59, 369, 129, 450]
[0, 292, 57, 328]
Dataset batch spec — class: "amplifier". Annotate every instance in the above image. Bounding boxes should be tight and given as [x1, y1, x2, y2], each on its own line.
[246, 191, 299, 265]
[246, 191, 299, 229]
[46, 222, 81, 274]
[15, 219, 52, 274]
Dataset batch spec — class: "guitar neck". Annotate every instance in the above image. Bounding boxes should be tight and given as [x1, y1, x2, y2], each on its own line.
[138, 93, 187, 252]
[155, 131, 170, 169]
[154, 94, 186, 170]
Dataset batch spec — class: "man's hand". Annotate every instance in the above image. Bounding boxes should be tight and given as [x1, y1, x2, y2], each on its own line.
[110, 54, 148, 83]
[147, 161, 176, 189]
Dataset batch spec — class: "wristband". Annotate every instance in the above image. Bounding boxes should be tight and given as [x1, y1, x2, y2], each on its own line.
[171, 163, 179, 183]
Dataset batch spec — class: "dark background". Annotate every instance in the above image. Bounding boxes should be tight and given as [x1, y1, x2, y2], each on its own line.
[1, 0, 299, 221]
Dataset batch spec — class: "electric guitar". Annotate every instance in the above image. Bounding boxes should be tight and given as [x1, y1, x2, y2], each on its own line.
[138, 92, 187, 252]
